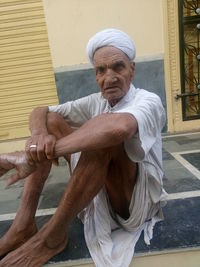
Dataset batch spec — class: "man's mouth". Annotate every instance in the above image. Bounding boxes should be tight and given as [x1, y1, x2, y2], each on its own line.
[104, 86, 118, 91]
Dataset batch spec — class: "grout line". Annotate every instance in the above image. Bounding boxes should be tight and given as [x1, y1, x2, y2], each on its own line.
[1, 190, 200, 222]
[162, 131, 200, 139]
[166, 190, 200, 200]
[0, 208, 56, 222]
[174, 149, 200, 154]
[171, 152, 200, 180]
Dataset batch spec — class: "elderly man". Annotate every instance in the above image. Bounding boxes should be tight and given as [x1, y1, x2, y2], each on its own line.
[0, 29, 167, 267]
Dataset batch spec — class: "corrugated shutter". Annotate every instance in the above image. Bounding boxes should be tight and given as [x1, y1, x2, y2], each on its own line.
[0, 0, 58, 141]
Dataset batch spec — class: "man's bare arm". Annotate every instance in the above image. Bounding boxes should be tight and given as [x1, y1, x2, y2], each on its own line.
[26, 107, 56, 163]
[0, 112, 137, 185]
[29, 106, 49, 135]
[53, 112, 137, 159]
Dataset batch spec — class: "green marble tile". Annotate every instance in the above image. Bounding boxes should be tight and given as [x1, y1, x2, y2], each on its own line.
[182, 152, 200, 171]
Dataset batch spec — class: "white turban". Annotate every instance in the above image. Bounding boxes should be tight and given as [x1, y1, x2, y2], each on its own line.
[86, 28, 136, 65]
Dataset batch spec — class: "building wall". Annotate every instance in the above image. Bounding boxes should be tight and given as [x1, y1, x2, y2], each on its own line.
[42, 0, 167, 131]
[42, 0, 164, 68]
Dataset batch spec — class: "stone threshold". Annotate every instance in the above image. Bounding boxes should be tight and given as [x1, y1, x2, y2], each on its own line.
[45, 247, 200, 267]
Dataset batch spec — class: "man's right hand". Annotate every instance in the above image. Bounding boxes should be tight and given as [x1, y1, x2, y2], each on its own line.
[25, 134, 57, 164]
[0, 152, 36, 185]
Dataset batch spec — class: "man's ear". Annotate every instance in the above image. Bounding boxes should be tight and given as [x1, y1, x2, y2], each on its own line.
[130, 62, 135, 80]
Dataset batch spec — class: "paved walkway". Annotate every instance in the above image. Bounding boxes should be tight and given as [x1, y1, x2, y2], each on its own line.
[0, 131, 200, 264]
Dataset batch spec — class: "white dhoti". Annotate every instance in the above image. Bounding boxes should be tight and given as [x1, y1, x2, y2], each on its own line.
[71, 152, 167, 267]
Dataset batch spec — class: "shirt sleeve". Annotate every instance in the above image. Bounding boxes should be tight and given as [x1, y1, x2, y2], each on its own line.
[48, 95, 92, 129]
[115, 91, 166, 162]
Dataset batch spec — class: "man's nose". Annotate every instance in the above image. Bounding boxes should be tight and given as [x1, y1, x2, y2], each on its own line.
[104, 69, 117, 84]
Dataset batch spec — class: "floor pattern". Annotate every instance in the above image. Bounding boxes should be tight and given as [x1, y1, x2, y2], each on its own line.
[0, 132, 200, 264]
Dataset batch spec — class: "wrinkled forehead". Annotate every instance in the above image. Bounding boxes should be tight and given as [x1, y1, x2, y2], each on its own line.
[93, 46, 130, 66]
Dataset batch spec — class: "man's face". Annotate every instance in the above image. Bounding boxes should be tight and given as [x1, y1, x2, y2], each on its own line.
[93, 46, 135, 106]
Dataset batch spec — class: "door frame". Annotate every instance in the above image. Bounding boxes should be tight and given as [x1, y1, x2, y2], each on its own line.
[163, 0, 200, 133]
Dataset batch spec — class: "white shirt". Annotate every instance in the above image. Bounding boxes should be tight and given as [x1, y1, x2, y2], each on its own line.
[49, 84, 167, 267]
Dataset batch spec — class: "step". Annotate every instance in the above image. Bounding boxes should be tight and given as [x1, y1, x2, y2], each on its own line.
[45, 248, 200, 267]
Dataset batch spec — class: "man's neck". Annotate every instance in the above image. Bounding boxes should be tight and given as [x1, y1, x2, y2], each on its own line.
[109, 98, 122, 107]
[108, 85, 132, 107]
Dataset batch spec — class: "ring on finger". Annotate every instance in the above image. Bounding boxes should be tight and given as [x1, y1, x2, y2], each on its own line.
[30, 144, 37, 149]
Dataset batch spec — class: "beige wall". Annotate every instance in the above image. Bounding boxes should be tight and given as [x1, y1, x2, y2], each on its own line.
[43, 0, 164, 68]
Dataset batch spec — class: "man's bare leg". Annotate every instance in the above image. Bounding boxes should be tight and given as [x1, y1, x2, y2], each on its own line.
[0, 161, 51, 257]
[0, 149, 111, 267]
[0, 143, 137, 267]
[0, 113, 72, 257]
[105, 145, 138, 219]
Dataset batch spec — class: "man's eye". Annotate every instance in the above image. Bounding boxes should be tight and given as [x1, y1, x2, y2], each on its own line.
[113, 63, 124, 72]
[96, 67, 105, 75]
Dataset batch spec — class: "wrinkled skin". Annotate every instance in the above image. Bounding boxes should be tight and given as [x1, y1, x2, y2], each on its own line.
[93, 46, 135, 106]
[0, 222, 67, 267]
[0, 152, 36, 185]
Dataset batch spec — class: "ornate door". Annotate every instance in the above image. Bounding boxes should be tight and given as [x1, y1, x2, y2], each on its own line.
[177, 0, 200, 120]
[163, 0, 200, 133]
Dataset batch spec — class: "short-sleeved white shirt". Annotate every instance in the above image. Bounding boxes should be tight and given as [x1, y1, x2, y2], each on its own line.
[49, 83, 165, 162]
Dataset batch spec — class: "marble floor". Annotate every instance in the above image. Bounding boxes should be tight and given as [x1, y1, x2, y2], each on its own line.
[0, 132, 200, 264]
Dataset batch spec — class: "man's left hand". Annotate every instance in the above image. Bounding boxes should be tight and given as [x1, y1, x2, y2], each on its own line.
[25, 134, 57, 164]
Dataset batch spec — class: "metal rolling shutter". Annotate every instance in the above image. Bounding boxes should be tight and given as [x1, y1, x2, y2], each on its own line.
[0, 0, 58, 141]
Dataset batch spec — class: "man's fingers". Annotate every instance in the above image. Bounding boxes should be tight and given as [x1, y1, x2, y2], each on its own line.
[7, 173, 21, 186]
[26, 134, 57, 162]
[25, 152, 34, 165]
[0, 152, 34, 186]
[26, 136, 42, 163]
[0, 155, 15, 178]
[25, 144, 35, 165]
[29, 147, 38, 163]
[37, 143, 46, 162]
[45, 140, 55, 160]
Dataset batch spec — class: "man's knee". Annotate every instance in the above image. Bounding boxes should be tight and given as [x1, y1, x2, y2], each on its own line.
[47, 112, 72, 137]
[47, 112, 62, 131]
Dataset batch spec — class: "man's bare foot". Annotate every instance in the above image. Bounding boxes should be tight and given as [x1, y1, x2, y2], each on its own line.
[0, 221, 37, 257]
[0, 224, 67, 267]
